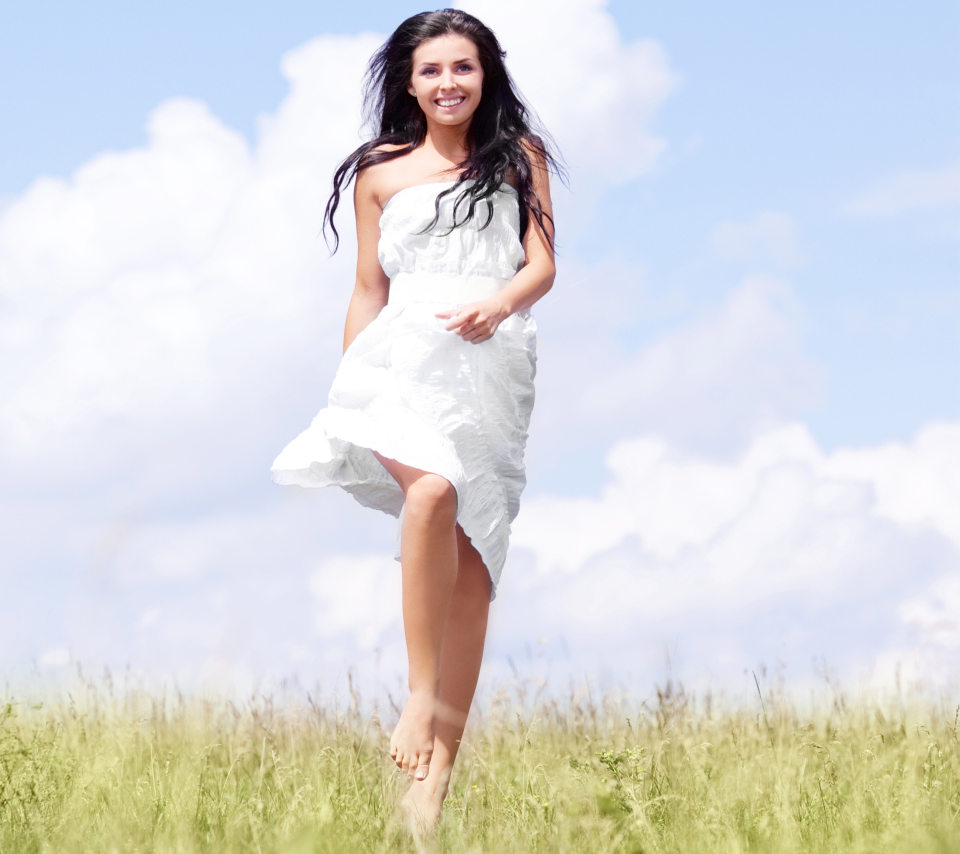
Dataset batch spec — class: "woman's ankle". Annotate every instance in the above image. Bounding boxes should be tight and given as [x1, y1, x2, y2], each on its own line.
[407, 676, 441, 698]
[420, 763, 452, 801]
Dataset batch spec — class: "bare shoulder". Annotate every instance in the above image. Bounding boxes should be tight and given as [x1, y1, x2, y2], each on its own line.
[357, 144, 416, 209]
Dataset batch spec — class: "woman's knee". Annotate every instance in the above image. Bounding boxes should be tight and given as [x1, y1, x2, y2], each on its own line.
[404, 473, 458, 522]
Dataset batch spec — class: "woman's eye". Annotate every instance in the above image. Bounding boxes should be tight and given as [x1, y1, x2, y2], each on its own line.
[418, 64, 474, 76]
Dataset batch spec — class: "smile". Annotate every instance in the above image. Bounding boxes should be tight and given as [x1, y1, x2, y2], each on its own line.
[436, 97, 465, 107]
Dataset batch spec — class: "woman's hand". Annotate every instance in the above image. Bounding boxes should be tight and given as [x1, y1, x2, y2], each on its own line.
[436, 299, 509, 344]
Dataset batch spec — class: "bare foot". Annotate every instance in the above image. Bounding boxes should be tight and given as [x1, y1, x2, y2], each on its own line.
[389, 691, 437, 780]
[400, 774, 448, 846]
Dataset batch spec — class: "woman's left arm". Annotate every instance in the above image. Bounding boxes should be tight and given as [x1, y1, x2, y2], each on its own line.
[437, 146, 556, 344]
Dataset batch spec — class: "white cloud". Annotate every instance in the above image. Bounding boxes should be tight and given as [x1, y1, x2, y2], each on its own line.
[515, 419, 960, 587]
[310, 554, 402, 649]
[38, 647, 71, 669]
[845, 159, 960, 216]
[580, 277, 816, 431]
[0, 100, 250, 300]
[501, 418, 960, 686]
[709, 211, 800, 267]
[0, 490, 404, 692]
[460, 0, 680, 183]
[530, 274, 820, 462]
[828, 421, 960, 550]
[900, 574, 960, 652]
[0, 35, 377, 479]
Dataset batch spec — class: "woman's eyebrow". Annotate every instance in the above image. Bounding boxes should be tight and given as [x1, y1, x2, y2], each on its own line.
[416, 57, 476, 67]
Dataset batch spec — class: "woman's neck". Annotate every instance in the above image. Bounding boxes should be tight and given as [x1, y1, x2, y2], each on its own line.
[422, 120, 472, 167]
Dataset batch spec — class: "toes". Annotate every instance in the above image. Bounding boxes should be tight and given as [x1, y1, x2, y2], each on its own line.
[413, 749, 432, 781]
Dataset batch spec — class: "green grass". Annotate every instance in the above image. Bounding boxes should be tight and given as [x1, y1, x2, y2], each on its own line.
[1, 675, 958, 853]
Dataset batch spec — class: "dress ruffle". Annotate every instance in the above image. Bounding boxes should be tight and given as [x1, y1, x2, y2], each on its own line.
[270, 301, 537, 599]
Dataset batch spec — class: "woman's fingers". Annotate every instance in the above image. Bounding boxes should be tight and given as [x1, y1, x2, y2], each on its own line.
[438, 307, 484, 330]
[435, 305, 496, 341]
[437, 308, 463, 330]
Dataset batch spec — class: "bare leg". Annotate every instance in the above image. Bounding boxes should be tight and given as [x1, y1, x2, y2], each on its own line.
[373, 451, 459, 784]
[400, 523, 492, 830]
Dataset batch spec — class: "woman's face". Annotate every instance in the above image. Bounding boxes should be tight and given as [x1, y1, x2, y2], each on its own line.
[408, 34, 484, 130]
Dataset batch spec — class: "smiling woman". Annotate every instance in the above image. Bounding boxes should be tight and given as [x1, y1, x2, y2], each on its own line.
[409, 38, 484, 120]
[268, 7, 563, 841]
[320, 9, 560, 252]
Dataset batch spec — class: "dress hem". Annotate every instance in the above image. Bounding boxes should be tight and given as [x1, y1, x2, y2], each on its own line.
[270, 412, 503, 601]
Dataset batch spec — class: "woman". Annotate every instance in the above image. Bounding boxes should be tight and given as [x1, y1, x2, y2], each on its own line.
[271, 8, 559, 830]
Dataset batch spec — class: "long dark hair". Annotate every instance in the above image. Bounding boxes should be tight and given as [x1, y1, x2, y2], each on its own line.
[323, 8, 563, 252]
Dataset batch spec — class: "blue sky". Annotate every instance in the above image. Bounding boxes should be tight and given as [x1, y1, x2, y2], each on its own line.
[1, 0, 958, 696]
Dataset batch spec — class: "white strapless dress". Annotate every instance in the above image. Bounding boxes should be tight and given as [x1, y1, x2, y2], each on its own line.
[270, 181, 537, 598]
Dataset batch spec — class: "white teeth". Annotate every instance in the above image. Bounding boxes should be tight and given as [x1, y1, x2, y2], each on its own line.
[437, 98, 464, 107]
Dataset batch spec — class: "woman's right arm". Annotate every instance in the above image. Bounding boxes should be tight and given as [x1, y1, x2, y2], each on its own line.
[343, 166, 390, 354]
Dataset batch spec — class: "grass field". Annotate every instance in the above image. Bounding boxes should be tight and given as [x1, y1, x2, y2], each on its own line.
[1, 673, 958, 853]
